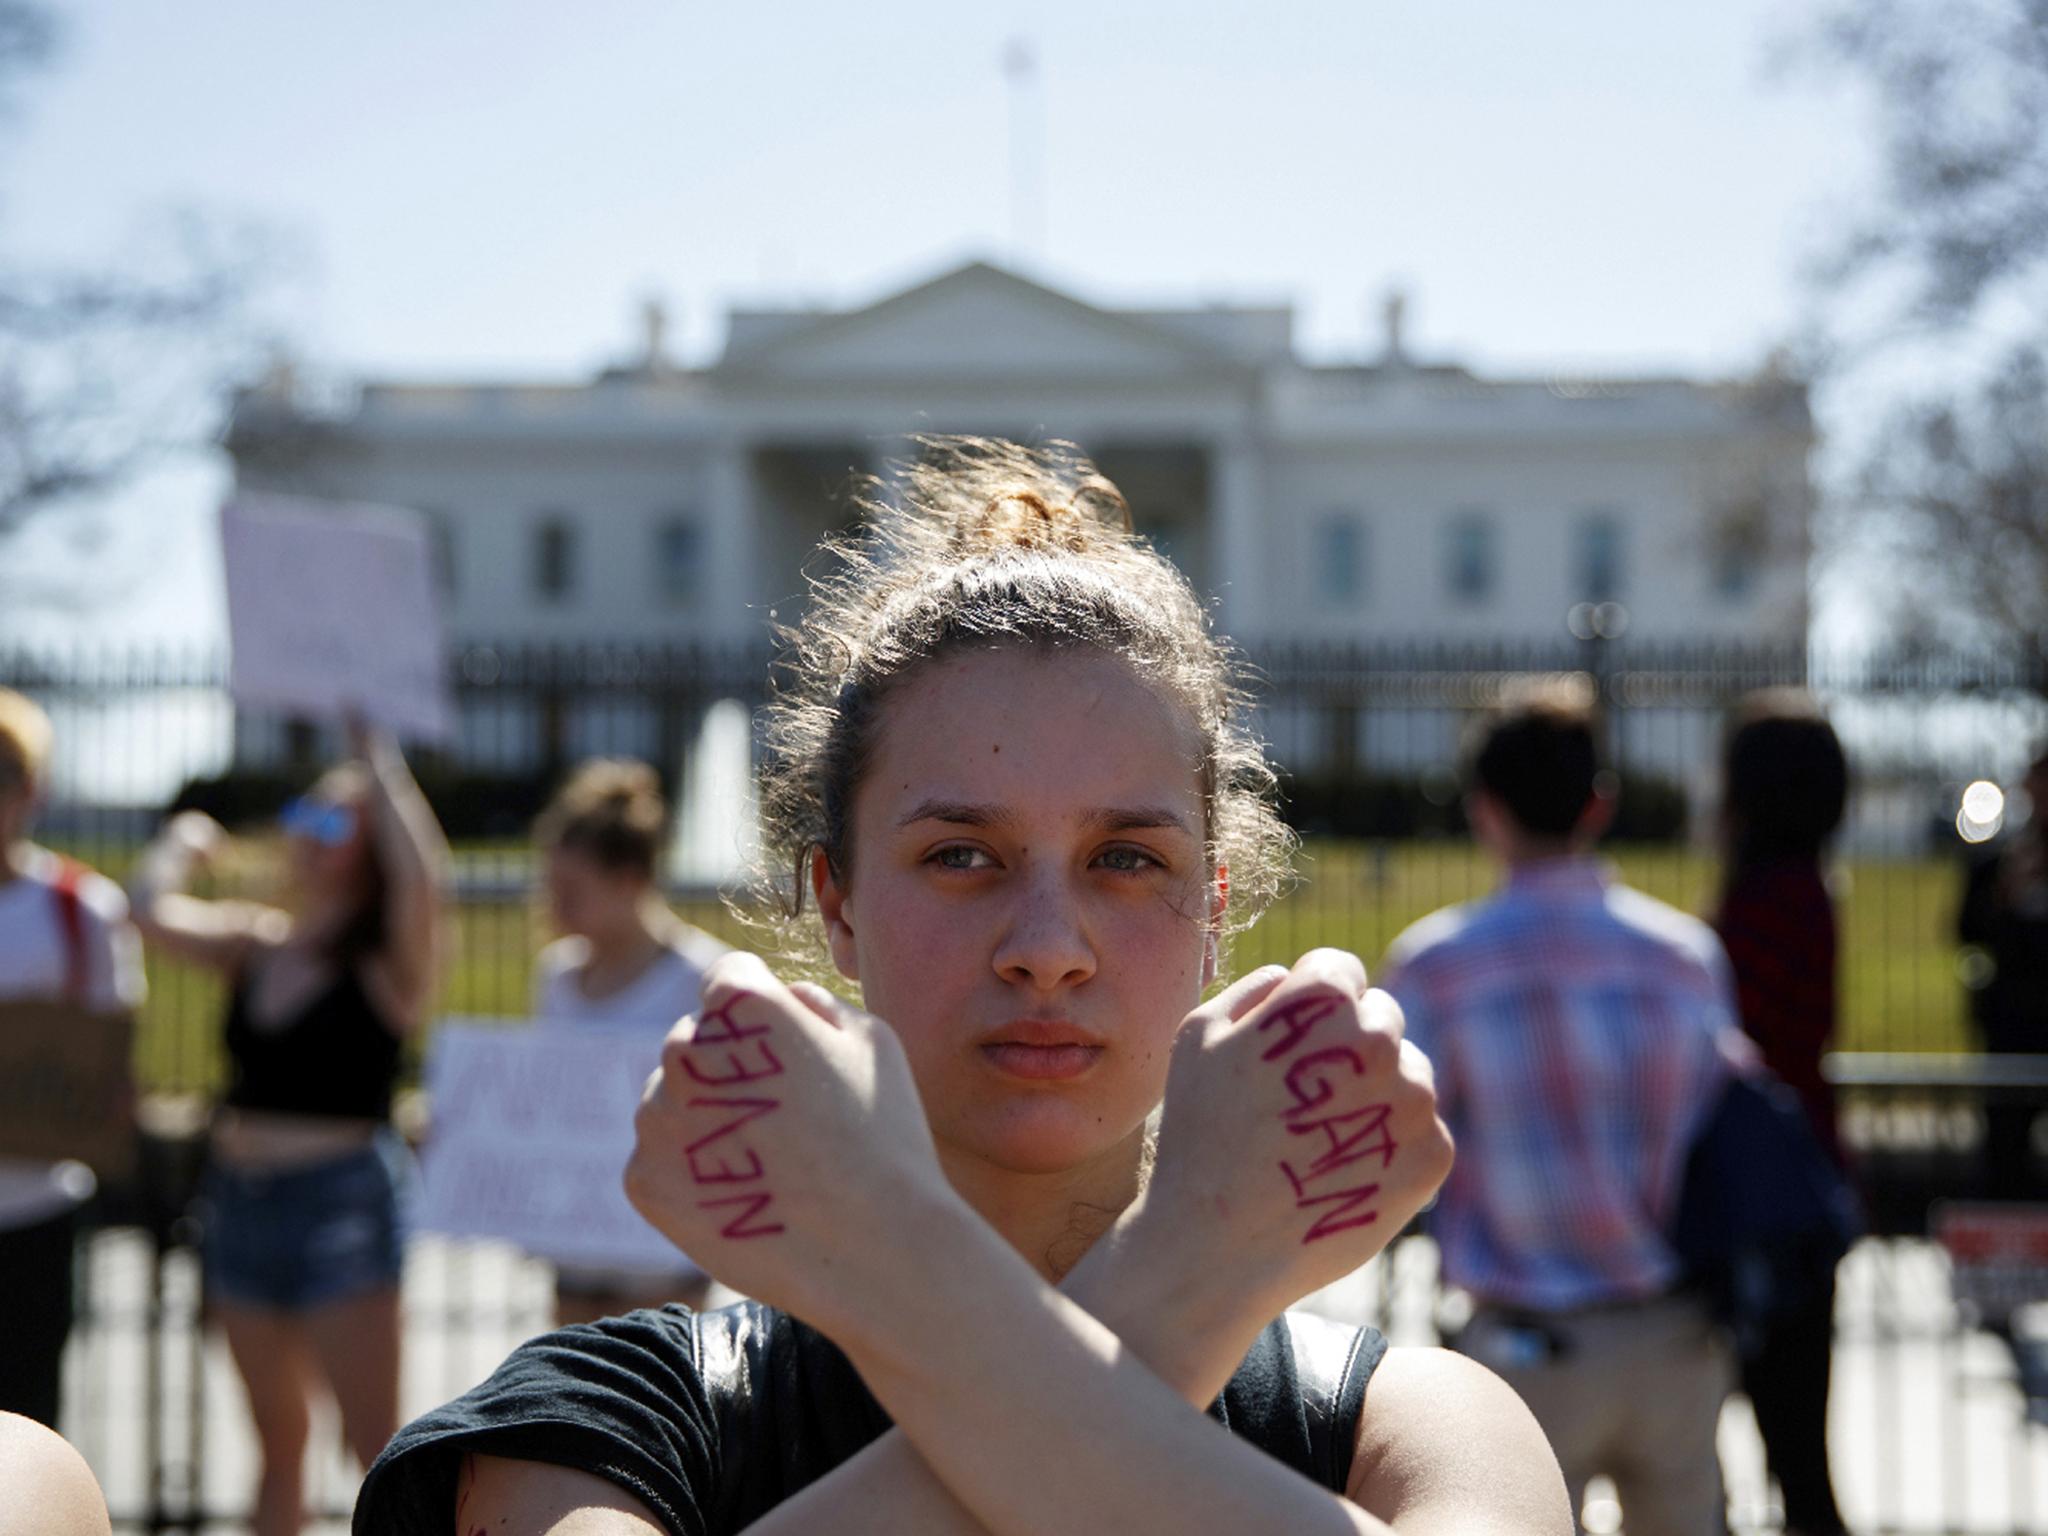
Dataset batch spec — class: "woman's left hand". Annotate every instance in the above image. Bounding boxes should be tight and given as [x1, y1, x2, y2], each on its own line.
[1139, 948, 1453, 1322]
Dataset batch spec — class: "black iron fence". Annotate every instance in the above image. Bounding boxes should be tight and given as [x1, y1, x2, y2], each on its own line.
[5, 639, 2047, 1530]
[13, 637, 2043, 1076]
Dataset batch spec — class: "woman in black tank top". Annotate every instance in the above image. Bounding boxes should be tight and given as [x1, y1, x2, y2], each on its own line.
[359, 441, 1568, 1535]
[131, 719, 447, 1536]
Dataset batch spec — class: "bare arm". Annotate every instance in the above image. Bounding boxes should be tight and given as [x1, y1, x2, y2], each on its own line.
[0, 1413, 112, 1536]
[1346, 1347, 1570, 1534]
[125, 812, 274, 973]
[352, 718, 450, 1029]
[453, 1455, 664, 1535]
[451, 954, 1562, 1536]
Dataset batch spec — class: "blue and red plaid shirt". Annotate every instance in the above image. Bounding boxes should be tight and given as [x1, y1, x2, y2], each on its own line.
[1381, 857, 1749, 1312]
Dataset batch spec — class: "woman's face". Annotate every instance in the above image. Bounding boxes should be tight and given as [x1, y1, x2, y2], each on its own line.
[283, 781, 370, 901]
[818, 648, 1220, 1179]
[544, 843, 646, 938]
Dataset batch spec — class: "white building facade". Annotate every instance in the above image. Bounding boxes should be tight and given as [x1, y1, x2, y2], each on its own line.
[226, 263, 1811, 795]
[229, 261, 1813, 655]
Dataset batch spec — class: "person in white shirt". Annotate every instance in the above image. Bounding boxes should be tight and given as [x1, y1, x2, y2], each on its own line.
[0, 688, 145, 1429]
[531, 759, 728, 1323]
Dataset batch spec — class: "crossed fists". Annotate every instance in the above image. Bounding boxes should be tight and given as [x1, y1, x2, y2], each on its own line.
[625, 948, 1451, 1339]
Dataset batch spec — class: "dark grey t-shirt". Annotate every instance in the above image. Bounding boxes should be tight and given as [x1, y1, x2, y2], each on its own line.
[354, 1300, 1385, 1535]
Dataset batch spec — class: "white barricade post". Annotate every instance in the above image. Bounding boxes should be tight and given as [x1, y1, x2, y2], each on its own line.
[417, 1020, 682, 1271]
[221, 494, 453, 745]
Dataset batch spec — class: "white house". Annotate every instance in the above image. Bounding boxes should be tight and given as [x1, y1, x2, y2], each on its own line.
[225, 260, 1812, 783]
[230, 260, 1810, 644]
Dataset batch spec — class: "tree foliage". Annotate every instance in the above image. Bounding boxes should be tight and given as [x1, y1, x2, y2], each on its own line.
[0, 1, 272, 548]
[1804, 0, 2048, 666]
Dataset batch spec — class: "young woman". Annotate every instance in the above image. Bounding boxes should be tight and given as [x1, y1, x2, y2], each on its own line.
[354, 440, 1568, 1535]
[531, 759, 728, 1323]
[1714, 692, 1852, 1536]
[130, 719, 447, 1536]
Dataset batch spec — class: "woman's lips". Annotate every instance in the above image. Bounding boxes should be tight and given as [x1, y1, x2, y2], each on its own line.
[979, 1042, 1105, 1081]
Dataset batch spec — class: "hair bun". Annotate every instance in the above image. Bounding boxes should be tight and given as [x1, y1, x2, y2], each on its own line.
[894, 438, 1133, 557]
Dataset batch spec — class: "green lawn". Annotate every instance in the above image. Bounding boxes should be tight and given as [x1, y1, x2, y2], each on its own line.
[71, 837, 1969, 1096]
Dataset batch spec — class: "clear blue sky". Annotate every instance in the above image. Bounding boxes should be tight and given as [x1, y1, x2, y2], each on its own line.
[4, 0, 1868, 639]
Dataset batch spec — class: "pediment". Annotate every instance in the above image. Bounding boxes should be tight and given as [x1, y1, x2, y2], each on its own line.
[717, 263, 1243, 383]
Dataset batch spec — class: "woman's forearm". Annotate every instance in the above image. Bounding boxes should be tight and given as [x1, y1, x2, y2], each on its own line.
[357, 729, 448, 1004]
[360, 729, 449, 888]
[125, 834, 195, 920]
[738, 1201, 1282, 1536]
[831, 1196, 1387, 1536]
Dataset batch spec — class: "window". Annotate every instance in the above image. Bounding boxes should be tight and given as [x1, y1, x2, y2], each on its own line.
[1575, 513, 1624, 603]
[1714, 545, 1757, 601]
[421, 508, 458, 599]
[1129, 498, 1189, 578]
[653, 516, 703, 606]
[1712, 504, 1765, 602]
[533, 515, 576, 602]
[1444, 511, 1495, 603]
[1313, 513, 1366, 608]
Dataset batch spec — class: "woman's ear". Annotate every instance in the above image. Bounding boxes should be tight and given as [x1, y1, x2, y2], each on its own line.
[811, 848, 860, 981]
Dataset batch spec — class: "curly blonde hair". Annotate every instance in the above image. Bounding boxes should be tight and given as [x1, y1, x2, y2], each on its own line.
[739, 437, 1293, 969]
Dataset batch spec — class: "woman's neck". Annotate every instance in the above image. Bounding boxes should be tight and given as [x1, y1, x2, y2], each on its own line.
[288, 887, 358, 952]
[939, 1129, 1149, 1285]
[582, 901, 671, 971]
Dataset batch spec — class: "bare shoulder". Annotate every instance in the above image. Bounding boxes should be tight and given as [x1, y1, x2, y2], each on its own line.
[459, 1452, 669, 1534]
[1347, 1345, 1572, 1536]
[0, 1413, 111, 1536]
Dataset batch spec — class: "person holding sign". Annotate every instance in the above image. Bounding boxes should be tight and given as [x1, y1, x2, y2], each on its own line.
[354, 439, 1568, 1535]
[531, 758, 729, 1325]
[0, 689, 145, 1430]
[130, 718, 447, 1536]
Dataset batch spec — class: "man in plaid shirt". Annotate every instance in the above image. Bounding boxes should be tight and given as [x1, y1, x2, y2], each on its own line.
[1381, 681, 1746, 1536]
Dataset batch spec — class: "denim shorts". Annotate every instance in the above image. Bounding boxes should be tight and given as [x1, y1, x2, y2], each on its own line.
[201, 1131, 410, 1310]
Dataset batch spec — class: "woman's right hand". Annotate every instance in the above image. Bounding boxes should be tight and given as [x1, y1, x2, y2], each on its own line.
[1136, 949, 1453, 1327]
[624, 952, 957, 1332]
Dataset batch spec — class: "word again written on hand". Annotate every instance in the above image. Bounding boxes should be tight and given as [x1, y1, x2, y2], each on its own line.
[1258, 991, 1397, 1244]
[681, 990, 787, 1240]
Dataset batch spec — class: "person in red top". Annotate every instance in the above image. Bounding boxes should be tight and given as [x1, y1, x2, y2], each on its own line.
[1713, 689, 1851, 1536]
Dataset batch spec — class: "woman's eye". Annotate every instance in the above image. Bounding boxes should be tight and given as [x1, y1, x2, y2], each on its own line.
[930, 845, 995, 871]
[1095, 846, 1163, 874]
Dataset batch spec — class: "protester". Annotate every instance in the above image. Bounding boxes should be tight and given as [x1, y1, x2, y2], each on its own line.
[1714, 690, 1851, 1536]
[0, 1411, 113, 1536]
[1958, 740, 2048, 1198]
[531, 757, 728, 1323]
[0, 688, 145, 1430]
[354, 438, 1569, 1534]
[1381, 680, 1745, 1536]
[129, 718, 447, 1536]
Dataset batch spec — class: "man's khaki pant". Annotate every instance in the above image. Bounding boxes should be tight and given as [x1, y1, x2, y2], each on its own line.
[1458, 1292, 1731, 1536]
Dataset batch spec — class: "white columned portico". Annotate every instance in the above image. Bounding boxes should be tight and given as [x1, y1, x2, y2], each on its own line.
[1209, 435, 1265, 641]
[704, 439, 761, 645]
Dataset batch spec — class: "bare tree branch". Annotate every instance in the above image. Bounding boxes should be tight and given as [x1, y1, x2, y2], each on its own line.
[0, 4, 278, 571]
[1799, 0, 2048, 682]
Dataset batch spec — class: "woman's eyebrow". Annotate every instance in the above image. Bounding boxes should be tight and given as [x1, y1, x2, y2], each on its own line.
[894, 801, 1194, 837]
[1085, 806, 1197, 837]
[897, 799, 1016, 830]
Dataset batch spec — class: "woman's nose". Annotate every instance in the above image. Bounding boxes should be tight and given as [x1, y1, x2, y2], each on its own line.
[990, 869, 1096, 992]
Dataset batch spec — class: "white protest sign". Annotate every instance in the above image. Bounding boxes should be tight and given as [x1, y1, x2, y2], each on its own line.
[222, 494, 452, 745]
[417, 1020, 686, 1271]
